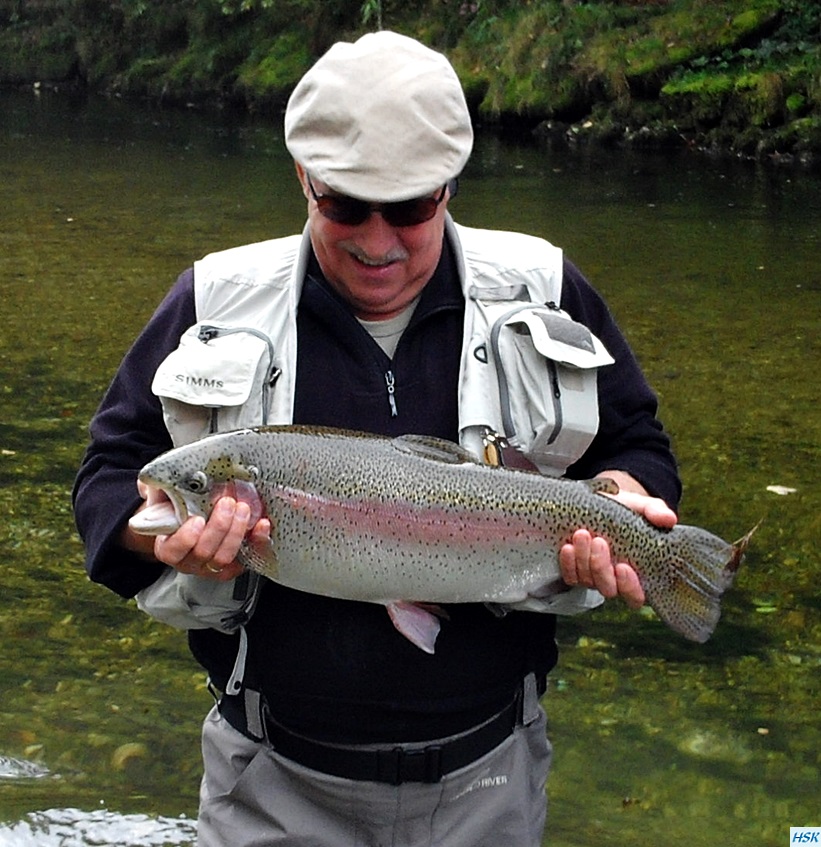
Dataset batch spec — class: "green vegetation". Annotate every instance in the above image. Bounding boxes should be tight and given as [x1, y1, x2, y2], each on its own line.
[1, 0, 820, 160]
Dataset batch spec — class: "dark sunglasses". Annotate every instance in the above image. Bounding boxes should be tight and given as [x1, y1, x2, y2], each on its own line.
[306, 174, 457, 227]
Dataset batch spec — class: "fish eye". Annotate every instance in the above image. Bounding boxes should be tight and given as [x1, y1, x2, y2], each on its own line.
[182, 471, 209, 493]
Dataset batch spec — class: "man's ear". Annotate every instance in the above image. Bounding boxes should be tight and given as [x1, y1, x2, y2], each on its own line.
[294, 161, 309, 199]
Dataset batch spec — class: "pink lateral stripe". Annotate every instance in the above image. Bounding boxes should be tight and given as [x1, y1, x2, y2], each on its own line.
[272, 486, 545, 547]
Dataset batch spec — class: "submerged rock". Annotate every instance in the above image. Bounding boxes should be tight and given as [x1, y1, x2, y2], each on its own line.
[0, 755, 49, 780]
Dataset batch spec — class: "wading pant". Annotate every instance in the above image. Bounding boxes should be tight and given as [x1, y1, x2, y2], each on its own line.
[197, 679, 552, 847]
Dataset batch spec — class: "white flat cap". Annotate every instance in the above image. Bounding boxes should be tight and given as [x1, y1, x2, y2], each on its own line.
[285, 31, 473, 202]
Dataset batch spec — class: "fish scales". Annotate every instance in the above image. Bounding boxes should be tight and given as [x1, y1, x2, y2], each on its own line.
[259, 456, 559, 602]
[253, 435, 589, 603]
[131, 425, 753, 648]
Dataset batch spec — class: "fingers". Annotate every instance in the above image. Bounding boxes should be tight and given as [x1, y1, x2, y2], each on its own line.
[609, 489, 677, 529]
[154, 497, 251, 581]
[560, 529, 646, 607]
[559, 483, 669, 608]
[641, 496, 677, 529]
[561, 530, 616, 596]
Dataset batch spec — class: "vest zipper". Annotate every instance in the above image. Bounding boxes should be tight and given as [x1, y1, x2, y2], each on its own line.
[197, 324, 281, 426]
[489, 303, 567, 446]
[488, 303, 539, 438]
[385, 370, 398, 417]
[544, 359, 563, 446]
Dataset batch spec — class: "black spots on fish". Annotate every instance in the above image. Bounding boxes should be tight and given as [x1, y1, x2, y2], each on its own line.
[204, 454, 255, 483]
[204, 455, 233, 481]
[404, 545, 471, 589]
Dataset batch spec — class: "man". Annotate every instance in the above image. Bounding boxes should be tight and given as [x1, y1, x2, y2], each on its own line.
[74, 31, 679, 846]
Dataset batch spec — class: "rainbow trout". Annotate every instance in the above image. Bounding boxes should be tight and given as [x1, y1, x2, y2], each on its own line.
[130, 426, 752, 652]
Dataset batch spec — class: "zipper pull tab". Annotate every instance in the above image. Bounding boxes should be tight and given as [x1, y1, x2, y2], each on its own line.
[385, 370, 398, 417]
[198, 324, 220, 343]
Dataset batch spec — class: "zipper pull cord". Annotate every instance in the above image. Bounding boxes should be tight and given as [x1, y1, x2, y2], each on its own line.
[385, 370, 398, 417]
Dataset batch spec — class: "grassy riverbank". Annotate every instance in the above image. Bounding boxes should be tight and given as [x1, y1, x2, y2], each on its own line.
[1, 0, 819, 163]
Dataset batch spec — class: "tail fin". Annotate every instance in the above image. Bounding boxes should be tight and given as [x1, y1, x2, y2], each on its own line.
[645, 524, 756, 643]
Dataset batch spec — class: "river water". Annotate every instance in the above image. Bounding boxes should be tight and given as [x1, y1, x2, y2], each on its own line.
[0, 89, 818, 846]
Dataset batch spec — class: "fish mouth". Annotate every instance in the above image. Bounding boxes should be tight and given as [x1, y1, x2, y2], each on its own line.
[161, 486, 191, 527]
[128, 478, 192, 536]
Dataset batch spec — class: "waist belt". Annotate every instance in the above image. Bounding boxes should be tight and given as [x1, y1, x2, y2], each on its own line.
[263, 695, 521, 785]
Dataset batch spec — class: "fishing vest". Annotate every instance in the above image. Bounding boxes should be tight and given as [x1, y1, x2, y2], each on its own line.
[136, 218, 611, 638]
[151, 217, 613, 473]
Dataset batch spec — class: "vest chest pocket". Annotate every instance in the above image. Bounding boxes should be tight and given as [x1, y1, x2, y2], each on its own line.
[464, 295, 614, 475]
[140, 322, 273, 637]
[151, 322, 279, 446]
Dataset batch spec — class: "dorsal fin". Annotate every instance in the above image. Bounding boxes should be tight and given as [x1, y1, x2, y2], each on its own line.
[391, 434, 479, 465]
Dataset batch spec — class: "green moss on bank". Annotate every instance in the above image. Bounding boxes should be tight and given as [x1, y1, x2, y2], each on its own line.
[1, 0, 819, 162]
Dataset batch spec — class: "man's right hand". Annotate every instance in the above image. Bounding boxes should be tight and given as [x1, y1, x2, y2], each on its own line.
[152, 496, 253, 581]
[122, 483, 269, 581]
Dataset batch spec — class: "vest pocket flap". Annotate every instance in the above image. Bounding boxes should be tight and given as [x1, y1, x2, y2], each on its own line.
[151, 323, 270, 407]
[507, 310, 614, 369]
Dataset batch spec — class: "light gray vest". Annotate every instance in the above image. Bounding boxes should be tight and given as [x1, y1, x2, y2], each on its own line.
[150, 217, 613, 474]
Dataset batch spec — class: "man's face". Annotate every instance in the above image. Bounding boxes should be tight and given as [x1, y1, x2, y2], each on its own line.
[296, 164, 450, 321]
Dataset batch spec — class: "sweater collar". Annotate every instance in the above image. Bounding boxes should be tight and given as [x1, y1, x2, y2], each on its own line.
[303, 234, 464, 328]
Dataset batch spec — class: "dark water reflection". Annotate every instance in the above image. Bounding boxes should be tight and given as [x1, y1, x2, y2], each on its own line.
[1, 89, 818, 846]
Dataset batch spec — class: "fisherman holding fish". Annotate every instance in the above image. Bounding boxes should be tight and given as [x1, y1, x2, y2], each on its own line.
[75, 31, 685, 847]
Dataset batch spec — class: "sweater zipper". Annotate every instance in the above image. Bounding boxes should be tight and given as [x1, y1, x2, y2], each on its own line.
[384, 369, 398, 417]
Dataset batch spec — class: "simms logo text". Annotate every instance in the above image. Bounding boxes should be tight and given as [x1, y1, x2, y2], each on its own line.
[175, 375, 224, 389]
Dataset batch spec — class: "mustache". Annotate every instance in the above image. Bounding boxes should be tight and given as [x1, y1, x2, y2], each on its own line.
[339, 241, 409, 266]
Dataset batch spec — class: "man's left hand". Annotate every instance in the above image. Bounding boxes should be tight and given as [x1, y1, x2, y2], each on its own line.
[558, 471, 677, 609]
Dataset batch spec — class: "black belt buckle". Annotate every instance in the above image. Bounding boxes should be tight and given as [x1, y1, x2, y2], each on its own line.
[376, 744, 443, 785]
